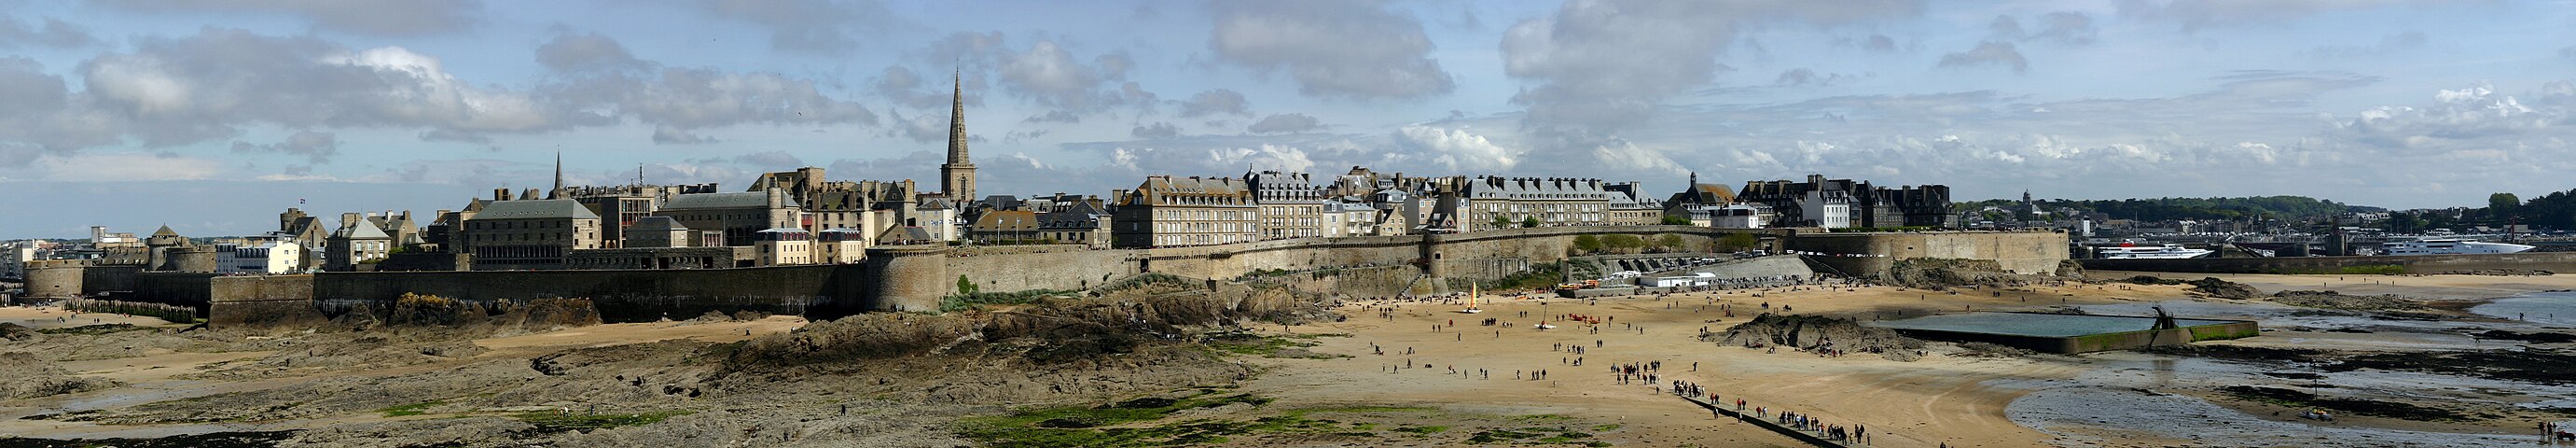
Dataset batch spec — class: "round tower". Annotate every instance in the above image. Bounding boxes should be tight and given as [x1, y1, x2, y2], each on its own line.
[25, 259, 86, 301]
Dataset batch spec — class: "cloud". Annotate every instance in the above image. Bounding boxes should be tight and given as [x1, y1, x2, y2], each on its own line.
[1131, 121, 1180, 139]
[229, 131, 339, 163]
[651, 124, 717, 144]
[1208, 0, 1454, 99]
[872, 65, 959, 109]
[1937, 41, 2028, 73]
[1394, 124, 1517, 172]
[730, 150, 803, 168]
[97, 0, 486, 36]
[29, 152, 221, 181]
[2115, 0, 2473, 31]
[1178, 89, 1253, 118]
[69, 29, 592, 148]
[689, 0, 903, 52]
[543, 65, 879, 141]
[1845, 34, 1899, 52]
[1246, 113, 1323, 133]
[1500, 0, 1923, 175]
[996, 40, 1156, 121]
[1776, 68, 1860, 87]
[2304, 31, 2427, 59]
[0, 15, 99, 49]
[535, 32, 648, 73]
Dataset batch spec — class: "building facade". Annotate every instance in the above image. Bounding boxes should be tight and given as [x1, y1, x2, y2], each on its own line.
[651, 189, 803, 247]
[1112, 175, 1258, 248]
[1245, 170, 1325, 240]
[456, 199, 602, 270]
[1460, 176, 1611, 231]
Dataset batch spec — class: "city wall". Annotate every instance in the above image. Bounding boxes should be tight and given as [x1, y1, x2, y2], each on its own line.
[311, 265, 867, 323]
[49, 227, 2075, 329]
[1786, 231, 2070, 276]
[2079, 251, 2576, 274]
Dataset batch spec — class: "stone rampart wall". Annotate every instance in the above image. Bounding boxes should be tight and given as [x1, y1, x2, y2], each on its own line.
[1788, 231, 2069, 276]
[310, 265, 863, 323]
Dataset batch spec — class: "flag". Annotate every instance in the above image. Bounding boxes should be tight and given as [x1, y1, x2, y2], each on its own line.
[298, 198, 307, 203]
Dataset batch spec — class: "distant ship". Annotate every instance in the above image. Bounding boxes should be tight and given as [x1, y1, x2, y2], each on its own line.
[2380, 239, 2534, 256]
[2098, 244, 2214, 259]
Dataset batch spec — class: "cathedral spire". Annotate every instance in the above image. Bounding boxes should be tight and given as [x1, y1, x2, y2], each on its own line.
[947, 69, 968, 165]
[551, 150, 564, 198]
[939, 68, 978, 207]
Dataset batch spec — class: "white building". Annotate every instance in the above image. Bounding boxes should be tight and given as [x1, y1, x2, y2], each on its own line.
[221, 242, 303, 274]
[1799, 189, 1853, 230]
[1711, 204, 1770, 230]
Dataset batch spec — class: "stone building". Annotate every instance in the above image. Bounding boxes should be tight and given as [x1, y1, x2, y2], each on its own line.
[562, 182, 722, 247]
[1602, 181, 1663, 226]
[1036, 201, 1113, 248]
[910, 197, 962, 243]
[753, 228, 813, 266]
[456, 199, 602, 270]
[815, 229, 867, 264]
[652, 189, 803, 247]
[1664, 173, 1741, 226]
[1738, 175, 1953, 229]
[218, 241, 301, 274]
[1459, 176, 1611, 231]
[622, 217, 693, 248]
[325, 213, 393, 272]
[966, 210, 1041, 243]
[1245, 170, 1325, 240]
[744, 167, 916, 247]
[1112, 175, 1257, 248]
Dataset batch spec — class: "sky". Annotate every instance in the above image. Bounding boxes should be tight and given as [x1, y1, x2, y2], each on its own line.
[2, 0, 2573, 238]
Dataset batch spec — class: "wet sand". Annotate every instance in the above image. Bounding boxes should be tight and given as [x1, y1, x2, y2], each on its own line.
[1257, 273, 2576, 447]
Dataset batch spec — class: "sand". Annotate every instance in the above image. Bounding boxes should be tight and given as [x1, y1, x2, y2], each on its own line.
[1255, 281, 2181, 447]
[0, 305, 187, 330]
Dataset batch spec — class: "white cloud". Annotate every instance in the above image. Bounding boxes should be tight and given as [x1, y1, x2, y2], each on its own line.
[1246, 113, 1323, 133]
[98, 0, 486, 36]
[1208, 0, 1454, 99]
[1395, 125, 1517, 172]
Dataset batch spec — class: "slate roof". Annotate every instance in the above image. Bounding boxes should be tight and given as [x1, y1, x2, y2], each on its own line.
[470, 199, 601, 220]
[661, 191, 796, 210]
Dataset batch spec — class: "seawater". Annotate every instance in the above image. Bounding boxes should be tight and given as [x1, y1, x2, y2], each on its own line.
[2470, 290, 2576, 325]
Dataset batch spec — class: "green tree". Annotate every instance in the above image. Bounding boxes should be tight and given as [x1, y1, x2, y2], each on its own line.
[956, 274, 977, 295]
[1659, 215, 1694, 225]
[2491, 192, 2521, 217]
[1572, 234, 1604, 253]
[1603, 234, 1646, 252]
[1522, 217, 1542, 228]
[1719, 232, 1759, 251]
[1490, 216, 1510, 229]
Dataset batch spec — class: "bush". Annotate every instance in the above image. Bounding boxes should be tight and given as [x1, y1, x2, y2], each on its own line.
[1718, 232, 1759, 251]
[1602, 234, 1646, 252]
[1521, 217, 1541, 228]
[958, 274, 979, 295]
[1660, 215, 1693, 225]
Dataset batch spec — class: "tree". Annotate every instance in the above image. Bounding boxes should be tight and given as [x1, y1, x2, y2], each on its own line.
[2491, 192, 2521, 217]
[1719, 232, 1759, 251]
[1654, 234, 1684, 251]
[1572, 234, 1603, 253]
[1659, 215, 1694, 226]
[1522, 217, 1541, 228]
[956, 274, 977, 295]
[1490, 216, 1510, 229]
[1603, 234, 1646, 252]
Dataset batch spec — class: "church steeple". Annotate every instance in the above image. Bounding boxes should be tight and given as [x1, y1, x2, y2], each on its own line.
[939, 68, 977, 206]
[550, 150, 564, 199]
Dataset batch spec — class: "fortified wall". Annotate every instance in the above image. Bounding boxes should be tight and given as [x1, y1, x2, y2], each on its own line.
[2080, 251, 2576, 274]
[1786, 231, 2070, 276]
[44, 227, 2069, 329]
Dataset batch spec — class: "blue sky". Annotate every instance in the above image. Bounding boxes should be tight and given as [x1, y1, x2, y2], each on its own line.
[2, 0, 2573, 238]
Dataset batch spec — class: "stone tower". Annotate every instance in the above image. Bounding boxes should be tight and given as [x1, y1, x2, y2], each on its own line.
[938, 70, 976, 208]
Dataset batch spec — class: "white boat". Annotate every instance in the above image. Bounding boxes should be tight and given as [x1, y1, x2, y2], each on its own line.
[2098, 244, 2213, 259]
[2380, 239, 2534, 256]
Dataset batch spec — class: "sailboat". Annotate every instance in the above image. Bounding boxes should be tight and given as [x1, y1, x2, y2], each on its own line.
[1533, 321, 1557, 330]
[1458, 285, 1484, 314]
